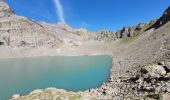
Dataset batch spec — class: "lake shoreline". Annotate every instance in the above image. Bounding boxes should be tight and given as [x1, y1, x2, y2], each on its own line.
[0, 53, 113, 100]
[8, 54, 113, 100]
[11, 58, 170, 100]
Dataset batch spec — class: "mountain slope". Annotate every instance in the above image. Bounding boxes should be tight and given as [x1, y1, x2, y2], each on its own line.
[0, 0, 13, 18]
[0, 0, 61, 48]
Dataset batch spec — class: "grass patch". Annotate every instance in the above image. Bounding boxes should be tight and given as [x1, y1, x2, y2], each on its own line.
[70, 95, 81, 100]
[105, 33, 116, 42]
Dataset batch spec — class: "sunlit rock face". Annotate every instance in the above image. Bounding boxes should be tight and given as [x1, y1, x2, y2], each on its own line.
[0, 17, 61, 48]
[159, 6, 170, 26]
[150, 6, 170, 29]
[0, 0, 13, 18]
[0, 0, 61, 48]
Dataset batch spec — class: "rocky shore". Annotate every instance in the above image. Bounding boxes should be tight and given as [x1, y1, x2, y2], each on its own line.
[11, 60, 170, 100]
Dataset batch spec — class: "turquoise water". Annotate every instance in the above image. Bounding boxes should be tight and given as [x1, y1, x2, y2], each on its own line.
[0, 56, 112, 100]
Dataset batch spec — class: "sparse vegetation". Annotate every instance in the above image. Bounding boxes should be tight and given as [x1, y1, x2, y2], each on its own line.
[121, 20, 157, 44]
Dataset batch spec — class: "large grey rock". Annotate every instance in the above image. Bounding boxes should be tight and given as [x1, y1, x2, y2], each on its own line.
[145, 64, 167, 77]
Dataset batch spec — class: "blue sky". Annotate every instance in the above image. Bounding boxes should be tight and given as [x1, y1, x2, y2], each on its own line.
[5, 0, 170, 31]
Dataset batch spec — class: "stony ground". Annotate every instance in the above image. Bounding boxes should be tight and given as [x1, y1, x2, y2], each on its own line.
[11, 60, 170, 100]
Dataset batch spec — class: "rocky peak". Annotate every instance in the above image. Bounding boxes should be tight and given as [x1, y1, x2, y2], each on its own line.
[0, 0, 14, 18]
[160, 6, 170, 25]
[94, 30, 113, 41]
[136, 23, 147, 31]
[115, 26, 135, 38]
[150, 6, 170, 29]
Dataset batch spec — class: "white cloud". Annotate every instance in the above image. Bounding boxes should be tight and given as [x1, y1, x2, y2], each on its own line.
[53, 0, 65, 23]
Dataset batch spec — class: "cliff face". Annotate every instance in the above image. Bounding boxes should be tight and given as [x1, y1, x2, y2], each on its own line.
[0, 0, 61, 48]
[0, 0, 13, 18]
[150, 6, 170, 29]
[159, 6, 170, 26]
[96, 7, 170, 40]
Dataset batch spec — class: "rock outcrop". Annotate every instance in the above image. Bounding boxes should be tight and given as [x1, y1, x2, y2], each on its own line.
[93, 20, 157, 41]
[115, 27, 135, 38]
[158, 6, 170, 26]
[115, 21, 157, 39]
[0, 0, 61, 48]
[0, 0, 13, 18]
[150, 6, 170, 29]
[113, 6, 170, 40]
[0, 16, 62, 48]
[94, 30, 116, 41]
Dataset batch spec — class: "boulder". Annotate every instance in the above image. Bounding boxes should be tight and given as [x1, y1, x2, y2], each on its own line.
[145, 64, 167, 78]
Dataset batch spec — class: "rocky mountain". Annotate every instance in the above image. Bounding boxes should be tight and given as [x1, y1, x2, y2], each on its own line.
[151, 6, 170, 29]
[0, 0, 13, 18]
[0, 0, 162, 49]
[0, 0, 61, 48]
[93, 30, 115, 41]
[85, 20, 158, 41]
[0, 0, 169, 49]
[39, 22, 88, 47]
[112, 6, 167, 40]
[115, 20, 158, 39]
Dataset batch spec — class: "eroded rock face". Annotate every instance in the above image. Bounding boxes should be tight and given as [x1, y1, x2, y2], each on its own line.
[0, 16, 61, 48]
[0, 0, 13, 18]
[0, 1, 61, 48]
[120, 27, 135, 38]
[160, 6, 170, 26]
[150, 6, 170, 29]
[95, 30, 115, 41]
[115, 22, 152, 39]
